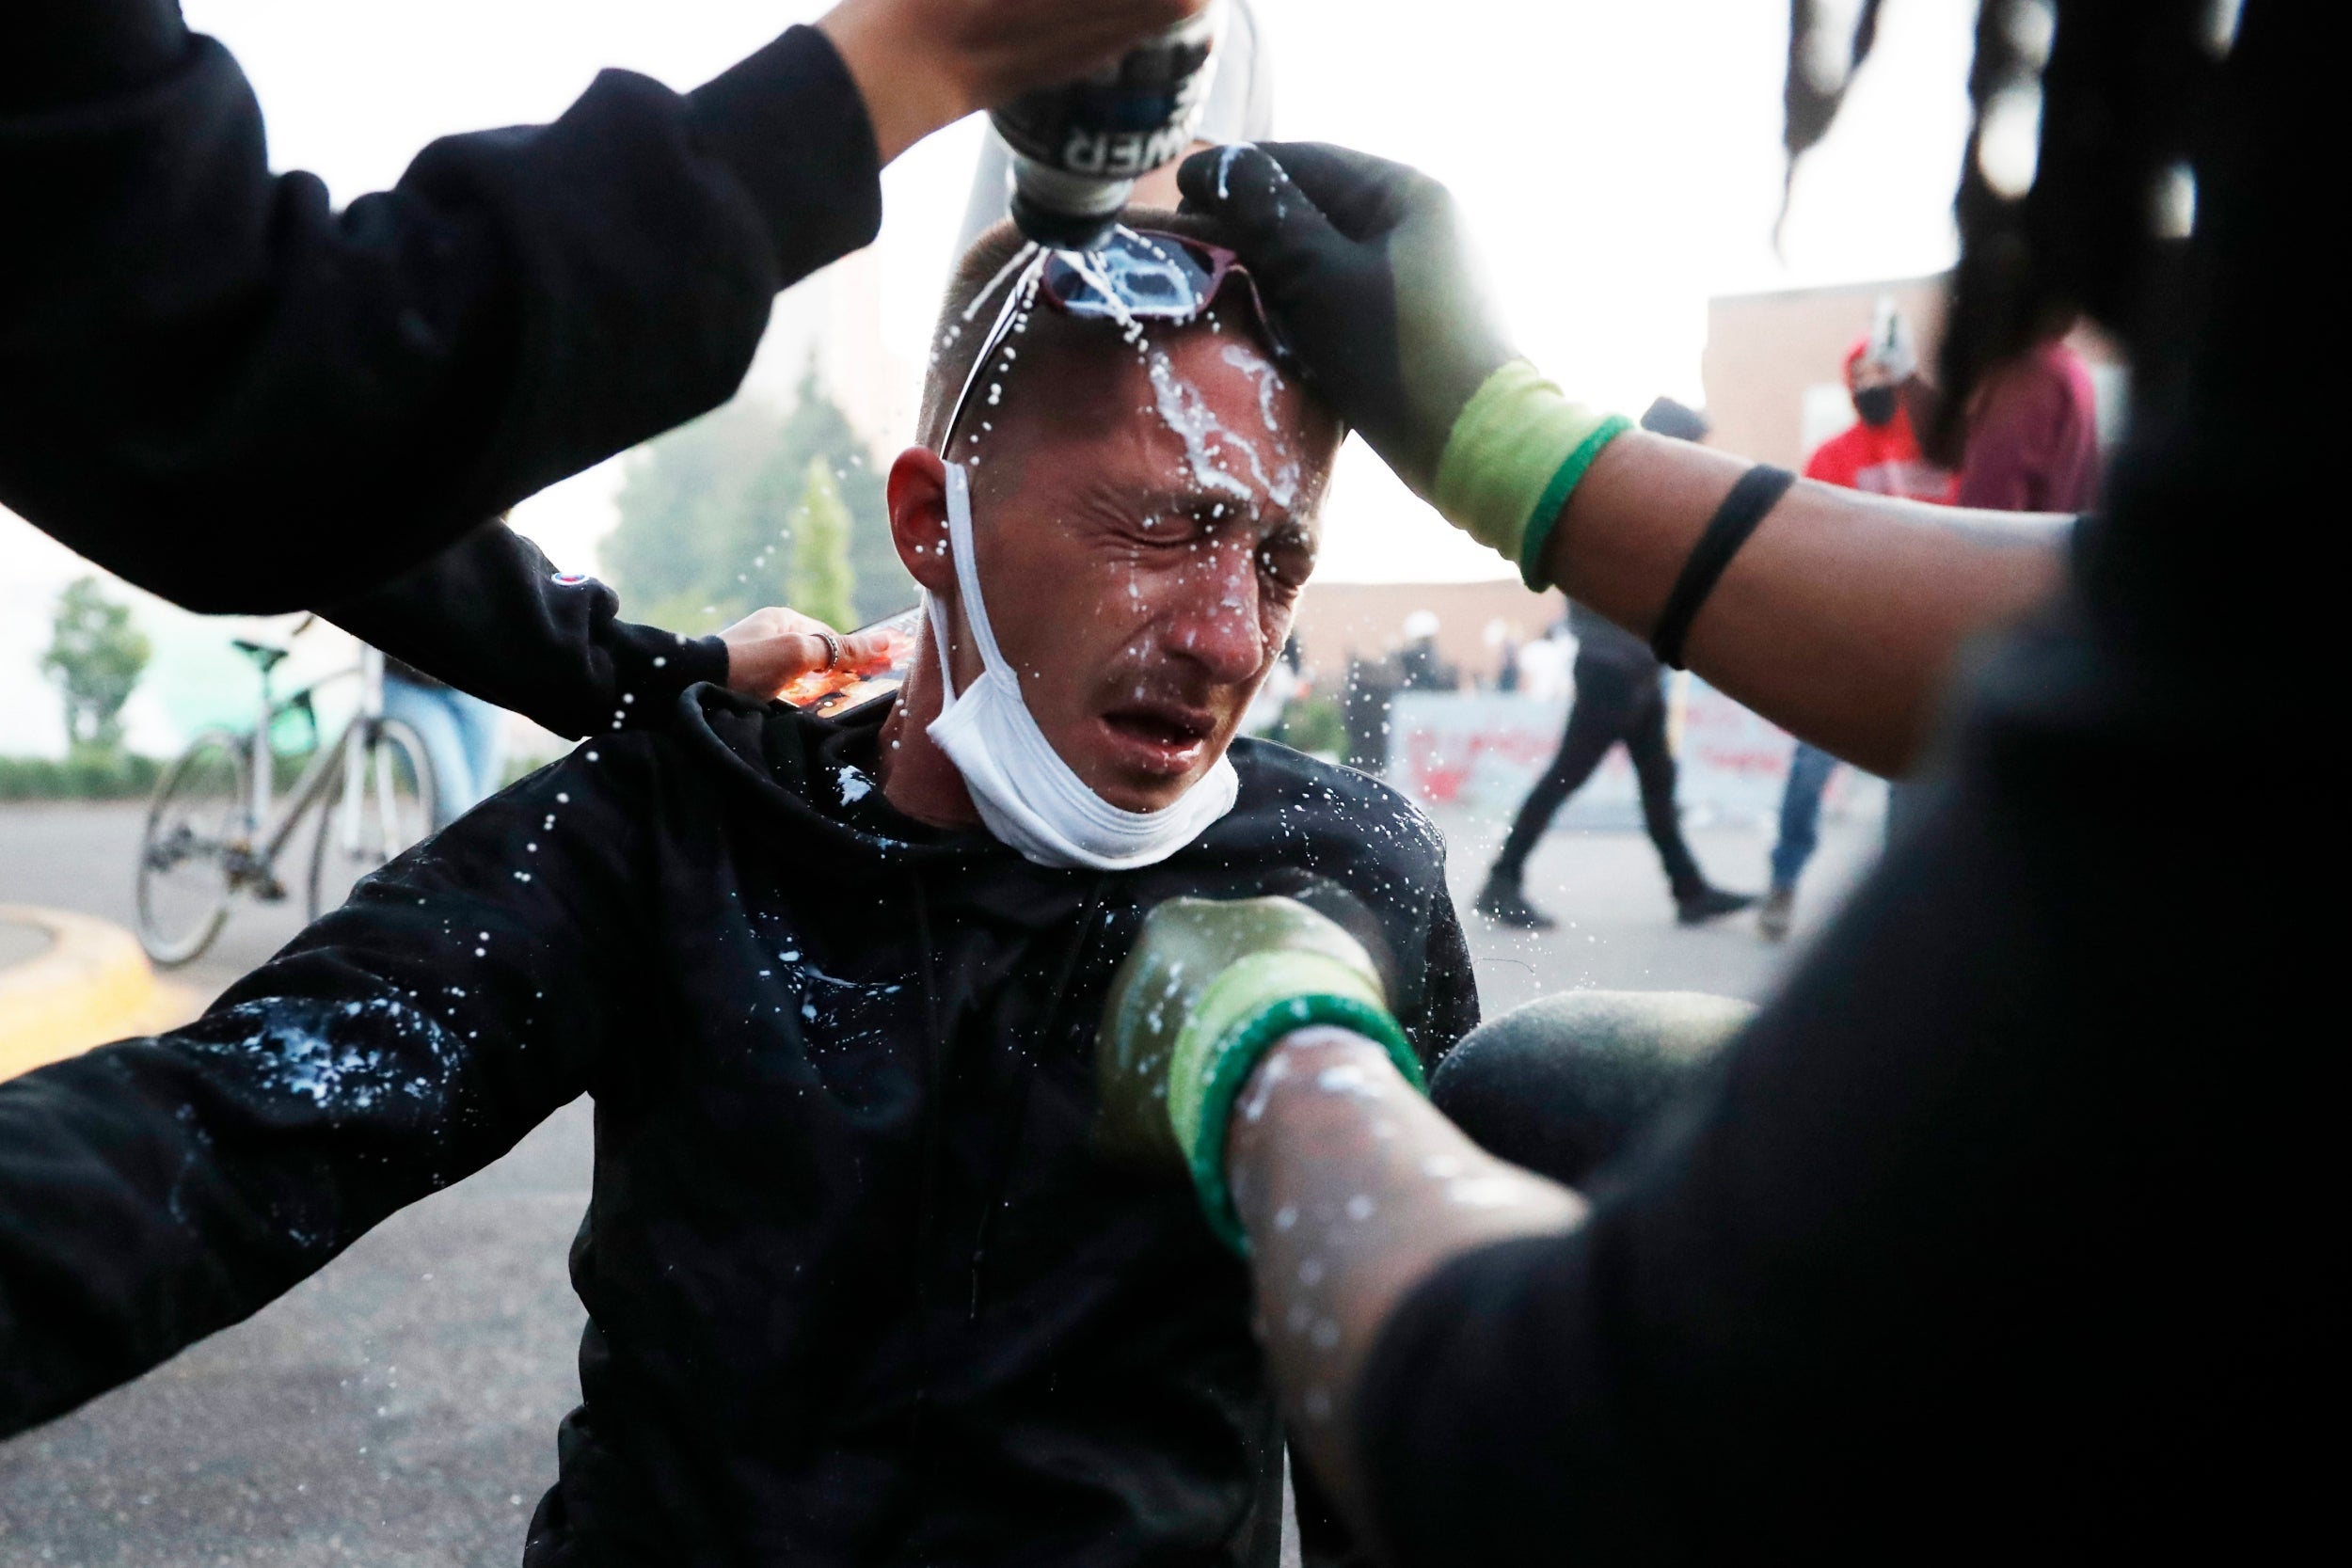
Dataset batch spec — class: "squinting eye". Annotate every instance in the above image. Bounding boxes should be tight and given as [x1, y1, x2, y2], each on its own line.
[1258, 541, 1315, 591]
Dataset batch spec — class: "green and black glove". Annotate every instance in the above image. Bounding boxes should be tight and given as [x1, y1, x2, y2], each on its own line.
[1177, 141, 1629, 590]
[1097, 895, 1424, 1251]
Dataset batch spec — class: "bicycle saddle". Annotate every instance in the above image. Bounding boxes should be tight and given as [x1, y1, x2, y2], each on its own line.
[230, 639, 290, 673]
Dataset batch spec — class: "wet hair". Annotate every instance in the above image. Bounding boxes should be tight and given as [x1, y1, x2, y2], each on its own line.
[1784, 0, 2222, 461]
[916, 207, 1267, 453]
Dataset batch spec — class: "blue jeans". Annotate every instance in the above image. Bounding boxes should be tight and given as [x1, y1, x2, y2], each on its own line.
[1769, 739, 1840, 892]
[382, 677, 507, 829]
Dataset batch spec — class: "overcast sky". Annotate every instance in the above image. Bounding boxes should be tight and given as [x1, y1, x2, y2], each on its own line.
[0, 0, 1979, 750]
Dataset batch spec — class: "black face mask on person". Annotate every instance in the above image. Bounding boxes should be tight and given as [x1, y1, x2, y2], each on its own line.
[1852, 385, 1899, 428]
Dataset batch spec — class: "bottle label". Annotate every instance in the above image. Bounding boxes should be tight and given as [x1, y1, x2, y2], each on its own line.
[1058, 122, 1200, 178]
[991, 6, 1222, 181]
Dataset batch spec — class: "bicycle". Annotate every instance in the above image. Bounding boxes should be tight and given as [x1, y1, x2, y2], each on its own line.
[135, 620, 438, 967]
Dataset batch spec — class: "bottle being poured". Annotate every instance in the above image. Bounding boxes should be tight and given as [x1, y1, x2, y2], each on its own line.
[989, 0, 1227, 252]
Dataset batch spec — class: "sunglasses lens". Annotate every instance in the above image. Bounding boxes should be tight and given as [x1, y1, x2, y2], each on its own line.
[1035, 230, 1294, 365]
[1045, 232, 1216, 320]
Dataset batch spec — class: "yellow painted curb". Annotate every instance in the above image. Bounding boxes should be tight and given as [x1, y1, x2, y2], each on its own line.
[0, 905, 202, 1082]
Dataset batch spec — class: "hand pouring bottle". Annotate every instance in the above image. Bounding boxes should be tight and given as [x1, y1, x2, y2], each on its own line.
[990, 1, 1225, 252]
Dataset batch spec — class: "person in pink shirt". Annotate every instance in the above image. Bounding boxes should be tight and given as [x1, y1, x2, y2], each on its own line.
[1956, 330, 2103, 514]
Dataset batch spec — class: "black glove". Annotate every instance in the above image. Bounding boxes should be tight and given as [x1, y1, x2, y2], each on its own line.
[1178, 142, 1628, 585]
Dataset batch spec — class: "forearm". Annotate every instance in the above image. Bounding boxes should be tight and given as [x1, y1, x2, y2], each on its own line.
[1545, 434, 2069, 776]
[0, 27, 881, 612]
[319, 522, 725, 740]
[0, 762, 628, 1436]
[1225, 1027, 1583, 1532]
[0, 990, 483, 1436]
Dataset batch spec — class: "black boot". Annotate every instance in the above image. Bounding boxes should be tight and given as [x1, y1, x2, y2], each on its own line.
[1675, 884, 1758, 926]
[1476, 868, 1558, 930]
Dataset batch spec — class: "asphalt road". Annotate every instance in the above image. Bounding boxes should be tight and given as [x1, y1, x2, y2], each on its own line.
[0, 794, 1880, 1565]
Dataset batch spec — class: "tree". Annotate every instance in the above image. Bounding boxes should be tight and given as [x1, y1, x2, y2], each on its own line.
[602, 360, 913, 634]
[41, 577, 151, 752]
[601, 399, 779, 632]
[787, 456, 857, 630]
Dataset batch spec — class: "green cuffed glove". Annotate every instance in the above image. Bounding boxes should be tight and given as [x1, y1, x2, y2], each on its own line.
[1177, 141, 1630, 590]
[1097, 895, 1424, 1252]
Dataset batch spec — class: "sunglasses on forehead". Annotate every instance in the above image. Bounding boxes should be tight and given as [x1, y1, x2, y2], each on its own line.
[941, 228, 1292, 452]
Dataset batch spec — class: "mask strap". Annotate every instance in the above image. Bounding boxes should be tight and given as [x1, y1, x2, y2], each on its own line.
[941, 463, 1015, 684]
[925, 593, 960, 703]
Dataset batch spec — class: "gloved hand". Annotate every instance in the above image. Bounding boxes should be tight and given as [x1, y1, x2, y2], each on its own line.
[1097, 895, 1424, 1250]
[1177, 142, 1629, 589]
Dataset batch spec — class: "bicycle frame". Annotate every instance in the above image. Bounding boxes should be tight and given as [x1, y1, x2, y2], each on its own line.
[238, 645, 386, 884]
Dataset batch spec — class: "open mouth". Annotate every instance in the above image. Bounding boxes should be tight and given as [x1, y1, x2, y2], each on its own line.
[1099, 702, 1217, 776]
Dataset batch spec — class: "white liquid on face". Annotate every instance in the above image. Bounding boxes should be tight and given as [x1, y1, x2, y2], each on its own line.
[1146, 348, 1300, 510]
[1219, 343, 1285, 434]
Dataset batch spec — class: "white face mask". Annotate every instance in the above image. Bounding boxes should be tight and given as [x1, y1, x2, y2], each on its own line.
[924, 462, 1240, 871]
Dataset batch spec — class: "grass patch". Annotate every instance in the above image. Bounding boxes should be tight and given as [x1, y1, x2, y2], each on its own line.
[0, 752, 166, 801]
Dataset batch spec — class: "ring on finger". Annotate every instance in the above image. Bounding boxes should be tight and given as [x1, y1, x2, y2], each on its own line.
[816, 630, 841, 672]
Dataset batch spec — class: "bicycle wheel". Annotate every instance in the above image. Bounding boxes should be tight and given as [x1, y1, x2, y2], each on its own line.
[307, 718, 438, 922]
[136, 728, 250, 967]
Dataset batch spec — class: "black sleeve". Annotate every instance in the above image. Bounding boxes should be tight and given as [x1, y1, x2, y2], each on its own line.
[1346, 603, 2285, 1560]
[0, 745, 651, 1438]
[317, 520, 727, 740]
[1409, 889, 1480, 1071]
[0, 6, 880, 612]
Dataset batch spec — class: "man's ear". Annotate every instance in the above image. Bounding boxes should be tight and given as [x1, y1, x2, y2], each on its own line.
[887, 448, 955, 594]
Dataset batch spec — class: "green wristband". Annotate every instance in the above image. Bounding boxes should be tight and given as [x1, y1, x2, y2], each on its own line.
[1165, 950, 1424, 1253]
[1431, 360, 1630, 590]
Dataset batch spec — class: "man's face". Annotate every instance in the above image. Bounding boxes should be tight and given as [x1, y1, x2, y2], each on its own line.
[920, 309, 1339, 813]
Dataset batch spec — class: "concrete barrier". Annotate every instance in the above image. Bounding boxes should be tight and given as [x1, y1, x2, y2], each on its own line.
[0, 905, 199, 1080]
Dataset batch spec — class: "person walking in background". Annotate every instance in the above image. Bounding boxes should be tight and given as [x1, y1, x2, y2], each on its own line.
[1476, 400, 1756, 931]
[1761, 739, 1840, 940]
[1396, 610, 1457, 691]
[1761, 307, 1956, 940]
[379, 658, 509, 829]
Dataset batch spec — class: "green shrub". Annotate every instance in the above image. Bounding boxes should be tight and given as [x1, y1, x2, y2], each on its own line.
[1273, 695, 1348, 759]
[0, 751, 165, 801]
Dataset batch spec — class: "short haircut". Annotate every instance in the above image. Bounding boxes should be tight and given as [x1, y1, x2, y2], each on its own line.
[917, 207, 1261, 453]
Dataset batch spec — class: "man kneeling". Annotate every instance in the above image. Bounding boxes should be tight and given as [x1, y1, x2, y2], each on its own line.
[0, 214, 1477, 1566]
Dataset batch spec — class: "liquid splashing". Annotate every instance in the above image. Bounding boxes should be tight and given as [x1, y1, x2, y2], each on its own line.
[1146, 348, 1300, 510]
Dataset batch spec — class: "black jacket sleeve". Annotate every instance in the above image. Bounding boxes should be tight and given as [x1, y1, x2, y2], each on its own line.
[0, 748, 648, 1437]
[316, 520, 728, 740]
[1349, 607, 2291, 1559]
[1411, 890, 1480, 1069]
[0, 4, 881, 612]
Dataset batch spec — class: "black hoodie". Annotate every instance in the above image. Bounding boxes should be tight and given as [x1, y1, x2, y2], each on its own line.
[0, 687, 1476, 1566]
[1, 11, 879, 611]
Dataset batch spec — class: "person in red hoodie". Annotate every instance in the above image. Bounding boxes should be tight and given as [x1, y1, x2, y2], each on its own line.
[1760, 305, 1956, 940]
[1804, 305, 1958, 502]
